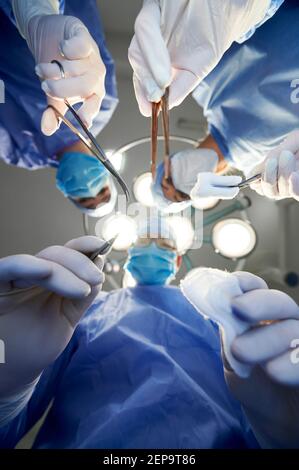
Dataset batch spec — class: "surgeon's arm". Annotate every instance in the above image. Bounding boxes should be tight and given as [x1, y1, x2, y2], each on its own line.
[225, 282, 299, 448]
[129, 0, 271, 116]
[225, 365, 299, 448]
[11, 0, 59, 38]
[249, 130, 299, 201]
[0, 236, 105, 427]
[199, 135, 227, 173]
[181, 268, 299, 448]
[11, 0, 107, 136]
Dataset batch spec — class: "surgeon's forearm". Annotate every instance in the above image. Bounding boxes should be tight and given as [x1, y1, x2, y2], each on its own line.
[225, 368, 299, 448]
[243, 405, 299, 449]
[0, 379, 39, 428]
[11, 0, 59, 38]
[198, 135, 227, 173]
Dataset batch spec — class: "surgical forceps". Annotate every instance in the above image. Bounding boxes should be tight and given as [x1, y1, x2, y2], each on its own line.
[0, 236, 117, 298]
[89, 235, 117, 261]
[228, 173, 262, 189]
[151, 87, 171, 180]
[48, 60, 130, 201]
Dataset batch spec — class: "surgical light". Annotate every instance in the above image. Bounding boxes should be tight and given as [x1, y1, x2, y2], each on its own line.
[101, 214, 137, 251]
[106, 150, 124, 172]
[166, 215, 194, 254]
[212, 218, 256, 259]
[122, 271, 137, 288]
[192, 197, 219, 211]
[133, 172, 155, 207]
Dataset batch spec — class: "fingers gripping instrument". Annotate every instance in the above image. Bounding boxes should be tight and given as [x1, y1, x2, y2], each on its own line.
[48, 60, 130, 201]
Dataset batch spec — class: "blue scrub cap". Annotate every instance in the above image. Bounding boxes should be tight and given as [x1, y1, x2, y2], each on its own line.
[56, 152, 109, 198]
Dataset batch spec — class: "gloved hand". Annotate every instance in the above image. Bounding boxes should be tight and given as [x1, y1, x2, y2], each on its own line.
[170, 148, 219, 196]
[230, 279, 299, 386]
[181, 269, 267, 377]
[12, 0, 106, 135]
[190, 173, 242, 200]
[181, 268, 299, 448]
[129, 0, 270, 116]
[0, 236, 105, 425]
[226, 273, 299, 448]
[151, 147, 218, 211]
[249, 130, 299, 200]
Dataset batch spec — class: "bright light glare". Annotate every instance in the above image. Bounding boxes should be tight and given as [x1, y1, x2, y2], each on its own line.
[106, 150, 124, 172]
[212, 218, 256, 259]
[166, 216, 194, 253]
[192, 197, 219, 211]
[122, 271, 137, 288]
[133, 172, 155, 207]
[102, 214, 137, 251]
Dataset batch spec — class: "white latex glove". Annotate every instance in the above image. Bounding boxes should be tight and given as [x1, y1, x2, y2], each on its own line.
[171, 148, 219, 196]
[226, 275, 299, 448]
[190, 173, 242, 200]
[249, 130, 299, 200]
[129, 0, 270, 116]
[0, 236, 105, 426]
[181, 268, 267, 377]
[181, 268, 299, 448]
[12, 0, 106, 135]
[230, 286, 299, 386]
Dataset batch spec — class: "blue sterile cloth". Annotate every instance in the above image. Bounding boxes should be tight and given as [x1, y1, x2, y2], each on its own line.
[0, 286, 258, 449]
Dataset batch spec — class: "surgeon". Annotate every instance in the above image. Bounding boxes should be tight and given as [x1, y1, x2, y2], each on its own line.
[130, 1, 299, 212]
[1, 226, 299, 448]
[192, 0, 299, 204]
[55, 144, 118, 217]
[123, 216, 182, 286]
[129, 0, 284, 116]
[0, 0, 118, 215]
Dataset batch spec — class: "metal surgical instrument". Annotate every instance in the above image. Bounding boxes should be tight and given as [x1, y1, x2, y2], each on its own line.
[228, 173, 262, 189]
[48, 60, 130, 201]
[151, 87, 171, 180]
[0, 238, 115, 298]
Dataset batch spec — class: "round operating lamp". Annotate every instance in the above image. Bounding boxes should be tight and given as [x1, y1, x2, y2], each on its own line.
[101, 214, 137, 251]
[212, 218, 257, 259]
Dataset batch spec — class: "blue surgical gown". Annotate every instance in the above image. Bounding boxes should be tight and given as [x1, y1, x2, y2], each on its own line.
[0, 0, 118, 169]
[193, 0, 298, 174]
[0, 286, 258, 449]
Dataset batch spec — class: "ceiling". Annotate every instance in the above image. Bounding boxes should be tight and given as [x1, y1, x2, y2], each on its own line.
[97, 0, 142, 35]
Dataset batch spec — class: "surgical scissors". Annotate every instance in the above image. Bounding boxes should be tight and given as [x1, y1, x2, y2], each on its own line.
[48, 60, 130, 201]
[151, 87, 171, 180]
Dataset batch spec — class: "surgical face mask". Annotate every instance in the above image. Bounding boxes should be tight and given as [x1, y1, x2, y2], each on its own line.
[124, 243, 177, 286]
[56, 152, 109, 198]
